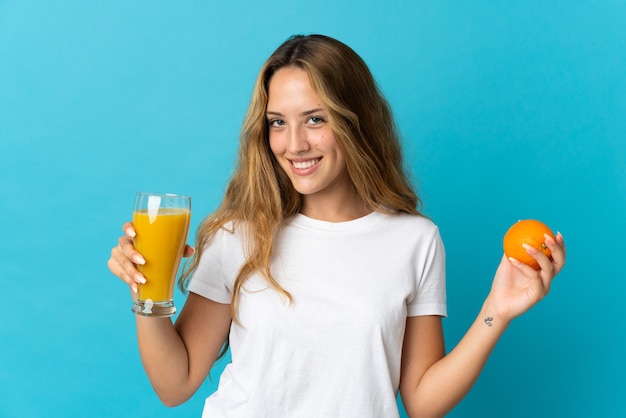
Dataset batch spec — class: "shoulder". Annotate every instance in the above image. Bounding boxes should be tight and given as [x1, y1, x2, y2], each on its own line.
[375, 212, 444, 255]
[377, 210, 440, 235]
[200, 220, 249, 253]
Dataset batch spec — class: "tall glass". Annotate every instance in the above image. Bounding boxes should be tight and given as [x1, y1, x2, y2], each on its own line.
[131, 192, 191, 317]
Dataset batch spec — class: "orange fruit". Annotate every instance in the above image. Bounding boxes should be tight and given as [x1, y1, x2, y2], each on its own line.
[503, 219, 555, 270]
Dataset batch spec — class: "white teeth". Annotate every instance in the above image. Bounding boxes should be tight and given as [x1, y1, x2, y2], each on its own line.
[292, 159, 320, 169]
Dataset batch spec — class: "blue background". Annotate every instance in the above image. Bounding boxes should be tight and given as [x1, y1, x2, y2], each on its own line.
[1, 1, 625, 417]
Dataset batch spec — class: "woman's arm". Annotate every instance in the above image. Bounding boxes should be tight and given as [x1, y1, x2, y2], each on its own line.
[109, 223, 232, 406]
[399, 304, 507, 417]
[400, 232, 565, 417]
[136, 294, 231, 406]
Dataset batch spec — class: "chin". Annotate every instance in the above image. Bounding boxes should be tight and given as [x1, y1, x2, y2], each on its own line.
[292, 183, 322, 196]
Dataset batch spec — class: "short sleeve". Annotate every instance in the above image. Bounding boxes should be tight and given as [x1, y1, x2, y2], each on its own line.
[407, 225, 447, 317]
[187, 227, 235, 304]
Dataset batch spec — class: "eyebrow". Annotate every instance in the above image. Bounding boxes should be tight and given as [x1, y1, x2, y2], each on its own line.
[266, 108, 325, 117]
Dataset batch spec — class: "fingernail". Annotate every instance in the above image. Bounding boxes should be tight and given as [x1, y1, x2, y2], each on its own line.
[134, 255, 145, 265]
[522, 243, 536, 253]
[135, 274, 146, 284]
[131, 283, 138, 293]
[544, 233, 555, 244]
[126, 227, 136, 238]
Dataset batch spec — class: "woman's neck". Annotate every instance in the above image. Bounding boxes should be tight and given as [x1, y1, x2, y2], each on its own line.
[299, 192, 372, 222]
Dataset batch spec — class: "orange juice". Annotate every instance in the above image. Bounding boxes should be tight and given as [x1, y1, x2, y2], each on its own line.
[133, 208, 190, 302]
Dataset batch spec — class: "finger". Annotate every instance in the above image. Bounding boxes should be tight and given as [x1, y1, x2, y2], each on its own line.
[107, 255, 140, 293]
[107, 256, 128, 283]
[507, 255, 540, 277]
[183, 245, 195, 258]
[544, 233, 566, 274]
[110, 244, 146, 286]
[122, 221, 136, 238]
[118, 235, 145, 265]
[520, 244, 558, 295]
[522, 243, 554, 274]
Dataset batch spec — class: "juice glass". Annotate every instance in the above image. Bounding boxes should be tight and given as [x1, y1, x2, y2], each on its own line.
[131, 192, 191, 317]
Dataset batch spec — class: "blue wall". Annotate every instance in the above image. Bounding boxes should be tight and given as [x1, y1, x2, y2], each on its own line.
[1, 1, 624, 417]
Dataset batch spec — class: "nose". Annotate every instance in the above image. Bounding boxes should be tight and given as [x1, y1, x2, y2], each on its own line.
[287, 125, 310, 154]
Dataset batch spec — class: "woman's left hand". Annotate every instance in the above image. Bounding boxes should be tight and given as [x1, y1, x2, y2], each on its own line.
[487, 232, 566, 322]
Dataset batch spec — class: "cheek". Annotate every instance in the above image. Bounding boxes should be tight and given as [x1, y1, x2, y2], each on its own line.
[312, 131, 331, 149]
[268, 135, 282, 157]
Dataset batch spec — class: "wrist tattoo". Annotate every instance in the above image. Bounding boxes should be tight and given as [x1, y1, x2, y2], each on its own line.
[484, 316, 494, 327]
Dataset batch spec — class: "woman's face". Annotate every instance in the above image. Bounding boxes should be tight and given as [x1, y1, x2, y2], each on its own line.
[267, 67, 351, 208]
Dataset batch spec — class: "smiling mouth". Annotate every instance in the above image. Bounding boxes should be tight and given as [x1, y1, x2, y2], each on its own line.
[291, 158, 321, 169]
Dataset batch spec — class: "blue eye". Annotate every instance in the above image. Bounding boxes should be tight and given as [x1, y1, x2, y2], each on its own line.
[308, 116, 324, 124]
[268, 119, 285, 127]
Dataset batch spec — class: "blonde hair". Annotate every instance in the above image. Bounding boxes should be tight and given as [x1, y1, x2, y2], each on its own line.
[180, 34, 421, 323]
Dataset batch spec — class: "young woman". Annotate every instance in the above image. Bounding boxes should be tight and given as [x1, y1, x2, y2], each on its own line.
[108, 34, 566, 417]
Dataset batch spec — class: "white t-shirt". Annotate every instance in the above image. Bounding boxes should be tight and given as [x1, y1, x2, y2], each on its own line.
[188, 210, 447, 417]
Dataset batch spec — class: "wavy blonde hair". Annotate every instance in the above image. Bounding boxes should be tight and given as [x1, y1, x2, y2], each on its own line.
[180, 34, 421, 323]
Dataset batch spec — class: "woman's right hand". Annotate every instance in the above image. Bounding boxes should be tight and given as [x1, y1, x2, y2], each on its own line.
[108, 222, 196, 295]
[107, 222, 147, 295]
